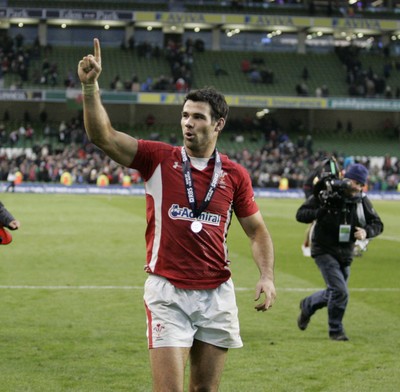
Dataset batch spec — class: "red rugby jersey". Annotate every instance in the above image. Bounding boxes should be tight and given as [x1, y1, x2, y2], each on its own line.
[131, 140, 259, 289]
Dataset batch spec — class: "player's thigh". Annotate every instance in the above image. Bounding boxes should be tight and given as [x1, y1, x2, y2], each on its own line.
[189, 340, 228, 391]
[149, 346, 191, 391]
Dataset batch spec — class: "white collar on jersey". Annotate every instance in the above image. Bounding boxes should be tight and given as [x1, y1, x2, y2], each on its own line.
[189, 156, 210, 171]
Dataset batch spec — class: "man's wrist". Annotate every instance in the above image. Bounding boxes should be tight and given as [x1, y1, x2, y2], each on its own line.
[81, 81, 99, 96]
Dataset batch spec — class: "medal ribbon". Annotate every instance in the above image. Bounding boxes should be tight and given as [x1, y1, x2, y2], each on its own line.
[181, 147, 222, 219]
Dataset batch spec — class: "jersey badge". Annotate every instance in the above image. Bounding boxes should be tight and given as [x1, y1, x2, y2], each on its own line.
[218, 170, 228, 189]
[153, 323, 166, 341]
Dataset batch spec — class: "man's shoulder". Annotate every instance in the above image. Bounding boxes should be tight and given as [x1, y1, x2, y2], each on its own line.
[220, 152, 242, 169]
[132, 141, 179, 176]
[138, 139, 176, 152]
[136, 140, 180, 162]
[219, 153, 253, 188]
[223, 155, 251, 178]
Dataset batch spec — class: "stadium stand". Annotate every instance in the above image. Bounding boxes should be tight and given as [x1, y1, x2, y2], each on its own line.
[1, 121, 399, 191]
[3, 45, 172, 91]
[1, 40, 399, 157]
[191, 51, 348, 97]
[0, 1, 399, 191]
[5, 43, 400, 101]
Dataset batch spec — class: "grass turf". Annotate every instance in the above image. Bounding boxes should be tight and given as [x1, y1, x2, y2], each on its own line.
[0, 193, 399, 391]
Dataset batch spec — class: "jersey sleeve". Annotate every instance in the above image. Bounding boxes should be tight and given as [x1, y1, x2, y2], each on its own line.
[130, 140, 174, 181]
[232, 164, 259, 218]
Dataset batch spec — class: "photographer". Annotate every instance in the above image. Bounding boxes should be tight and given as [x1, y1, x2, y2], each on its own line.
[295, 163, 383, 341]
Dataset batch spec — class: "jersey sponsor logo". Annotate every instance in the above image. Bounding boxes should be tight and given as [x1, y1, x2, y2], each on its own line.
[168, 204, 221, 226]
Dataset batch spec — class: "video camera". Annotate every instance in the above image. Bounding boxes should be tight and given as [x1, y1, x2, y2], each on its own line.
[313, 157, 352, 206]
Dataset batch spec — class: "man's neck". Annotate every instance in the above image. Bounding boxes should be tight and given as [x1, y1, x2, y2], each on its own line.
[184, 145, 216, 159]
[189, 156, 210, 171]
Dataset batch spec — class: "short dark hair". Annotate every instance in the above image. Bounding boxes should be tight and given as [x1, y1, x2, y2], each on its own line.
[184, 87, 229, 122]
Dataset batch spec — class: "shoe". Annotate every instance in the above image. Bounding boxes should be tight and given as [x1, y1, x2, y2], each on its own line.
[297, 299, 310, 331]
[329, 332, 349, 341]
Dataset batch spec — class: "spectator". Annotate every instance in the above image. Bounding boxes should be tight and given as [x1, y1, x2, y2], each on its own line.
[110, 75, 123, 91]
[302, 66, 309, 81]
[249, 68, 262, 83]
[175, 77, 187, 92]
[213, 62, 228, 76]
[25, 123, 34, 143]
[145, 113, 155, 128]
[241, 59, 251, 73]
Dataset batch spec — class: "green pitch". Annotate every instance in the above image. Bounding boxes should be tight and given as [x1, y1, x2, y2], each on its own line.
[0, 194, 399, 391]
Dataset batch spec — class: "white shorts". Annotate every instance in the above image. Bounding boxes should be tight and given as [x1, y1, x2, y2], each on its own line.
[143, 274, 243, 349]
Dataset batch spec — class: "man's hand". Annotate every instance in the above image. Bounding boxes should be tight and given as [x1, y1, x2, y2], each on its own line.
[354, 226, 367, 241]
[8, 220, 20, 230]
[254, 278, 276, 312]
[78, 38, 102, 84]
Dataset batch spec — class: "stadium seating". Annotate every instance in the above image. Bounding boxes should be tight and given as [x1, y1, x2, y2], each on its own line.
[8, 46, 400, 102]
[192, 51, 348, 97]
[3, 45, 172, 92]
[2, 43, 398, 158]
[4, 116, 397, 158]
[0, 46, 346, 96]
[1, 1, 399, 161]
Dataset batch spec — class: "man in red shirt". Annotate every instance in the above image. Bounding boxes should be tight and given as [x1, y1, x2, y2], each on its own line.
[78, 38, 276, 392]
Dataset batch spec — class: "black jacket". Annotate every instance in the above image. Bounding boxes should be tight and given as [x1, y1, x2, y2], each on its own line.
[296, 193, 384, 265]
[0, 202, 16, 228]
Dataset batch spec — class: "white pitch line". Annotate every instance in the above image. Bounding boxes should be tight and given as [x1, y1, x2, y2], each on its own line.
[0, 286, 399, 292]
[379, 235, 400, 242]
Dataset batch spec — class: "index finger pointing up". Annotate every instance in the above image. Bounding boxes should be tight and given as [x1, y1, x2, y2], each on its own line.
[94, 38, 101, 65]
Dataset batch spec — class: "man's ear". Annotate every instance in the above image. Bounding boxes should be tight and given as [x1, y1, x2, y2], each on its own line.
[215, 118, 225, 132]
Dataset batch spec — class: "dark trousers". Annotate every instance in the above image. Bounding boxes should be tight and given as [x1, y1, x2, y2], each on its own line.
[302, 253, 350, 334]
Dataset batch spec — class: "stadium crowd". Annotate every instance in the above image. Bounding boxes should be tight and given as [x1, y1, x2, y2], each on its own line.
[1, 114, 399, 192]
[1, 26, 399, 192]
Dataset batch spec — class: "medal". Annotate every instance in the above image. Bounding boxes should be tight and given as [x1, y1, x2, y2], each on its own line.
[191, 220, 203, 233]
[181, 147, 222, 235]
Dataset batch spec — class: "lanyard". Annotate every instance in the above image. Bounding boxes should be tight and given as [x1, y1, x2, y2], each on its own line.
[181, 147, 222, 218]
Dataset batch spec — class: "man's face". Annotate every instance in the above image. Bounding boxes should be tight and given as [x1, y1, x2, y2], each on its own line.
[181, 100, 224, 157]
[344, 178, 364, 197]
